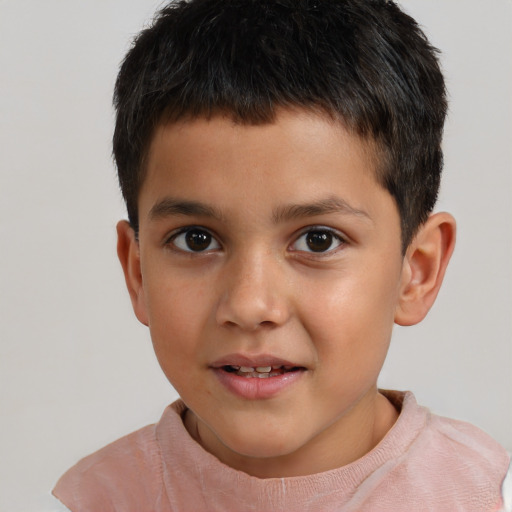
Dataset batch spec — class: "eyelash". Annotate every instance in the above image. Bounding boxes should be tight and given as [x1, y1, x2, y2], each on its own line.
[165, 226, 221, 253]
[164, 225, 347, 255]
[289, 226, 346, 256]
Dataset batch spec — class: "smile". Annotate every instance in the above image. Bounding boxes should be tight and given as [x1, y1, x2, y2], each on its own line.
[222, 365, 302, 378]
[212, 357, 306, 399]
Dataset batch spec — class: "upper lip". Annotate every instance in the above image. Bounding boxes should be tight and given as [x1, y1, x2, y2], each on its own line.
[210, 353, 303, 369]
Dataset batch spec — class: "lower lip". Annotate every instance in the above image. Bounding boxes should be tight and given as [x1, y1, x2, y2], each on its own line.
[212, 368, 305, 400]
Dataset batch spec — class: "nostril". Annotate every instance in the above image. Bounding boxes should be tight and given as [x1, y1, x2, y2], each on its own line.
[221, 319, 276, 331]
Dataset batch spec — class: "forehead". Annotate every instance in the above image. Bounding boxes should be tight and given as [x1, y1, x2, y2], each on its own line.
[139, 109, 392, 226]
[145, 109, 379, 182]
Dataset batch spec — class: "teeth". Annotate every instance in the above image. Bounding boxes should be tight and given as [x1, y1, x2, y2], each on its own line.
[222, 363, 300, 378]
[256, 366, 272, 373]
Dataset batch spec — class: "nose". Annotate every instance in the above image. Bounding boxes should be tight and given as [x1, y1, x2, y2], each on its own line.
[215, 251, 291, 331]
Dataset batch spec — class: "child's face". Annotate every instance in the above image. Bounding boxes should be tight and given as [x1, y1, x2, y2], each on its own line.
[129, 109, 409, 474]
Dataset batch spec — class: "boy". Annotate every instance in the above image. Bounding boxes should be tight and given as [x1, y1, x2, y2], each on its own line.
[53, 0, 511, 510]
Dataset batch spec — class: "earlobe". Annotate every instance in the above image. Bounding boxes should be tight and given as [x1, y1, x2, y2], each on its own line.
[394, 212, 456, 326]
[116, 220, 149, 326]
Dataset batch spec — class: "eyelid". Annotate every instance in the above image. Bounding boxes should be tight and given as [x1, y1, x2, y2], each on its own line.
[289, 225, 347, 254]
[164, 225, 222, 253]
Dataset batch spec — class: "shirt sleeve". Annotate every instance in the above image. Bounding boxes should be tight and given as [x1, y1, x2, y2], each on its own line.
[501, 458, 512, 512]
[49, 493, 72, 512]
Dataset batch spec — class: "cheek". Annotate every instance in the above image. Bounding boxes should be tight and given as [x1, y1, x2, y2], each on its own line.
[145, 267, 211, 327]
[143, 275, 210, 372]
[301, 267, 399, 367]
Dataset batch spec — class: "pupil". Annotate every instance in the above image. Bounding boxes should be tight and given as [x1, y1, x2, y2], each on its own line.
[306, 231, 332, 252]
[185, 230, 211, 251]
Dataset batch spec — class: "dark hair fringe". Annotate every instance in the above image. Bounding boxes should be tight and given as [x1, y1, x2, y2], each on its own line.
[113, 0, 446, 250]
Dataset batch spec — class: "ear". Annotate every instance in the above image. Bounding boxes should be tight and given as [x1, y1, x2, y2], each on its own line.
[116, 220, 149, 326]
[395, 212, 456, 326]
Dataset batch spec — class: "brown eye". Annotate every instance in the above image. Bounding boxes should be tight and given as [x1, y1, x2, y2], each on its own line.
[172, 228, 220, 252]
[185, 229, 211, 251]
[291, 228, 344, 254]
[306, 231, 333, 252]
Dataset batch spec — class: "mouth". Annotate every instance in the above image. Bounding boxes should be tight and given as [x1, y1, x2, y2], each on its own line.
[221, 365, 304, 378]
[211, 355, 307, 399]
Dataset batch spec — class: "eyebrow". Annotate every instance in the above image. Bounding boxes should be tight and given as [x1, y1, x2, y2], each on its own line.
[149, 198, 224, 221]
[272, 197, 371, 223]
[148, 196, 370, 224]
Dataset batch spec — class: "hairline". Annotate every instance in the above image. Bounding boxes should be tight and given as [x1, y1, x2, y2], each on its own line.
[131, 107, 408, 249]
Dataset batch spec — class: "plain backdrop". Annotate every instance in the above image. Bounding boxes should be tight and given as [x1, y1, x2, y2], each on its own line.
[0, 1, 511, 510]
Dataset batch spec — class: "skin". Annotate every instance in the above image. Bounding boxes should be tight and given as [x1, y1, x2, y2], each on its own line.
[117, 109, 456, 478]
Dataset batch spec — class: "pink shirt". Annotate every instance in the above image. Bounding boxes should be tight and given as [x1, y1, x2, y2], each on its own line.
[53, 391, 510, 511]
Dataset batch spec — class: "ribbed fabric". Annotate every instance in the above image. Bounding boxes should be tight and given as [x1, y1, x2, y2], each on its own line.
[53, 391, 509, 511]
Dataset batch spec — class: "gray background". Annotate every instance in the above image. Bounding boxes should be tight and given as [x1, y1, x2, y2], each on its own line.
[1, 1, 511, 510]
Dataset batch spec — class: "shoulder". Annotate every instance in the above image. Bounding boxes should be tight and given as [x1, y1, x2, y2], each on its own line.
[425, 411, 509, 477]
[419, 414, 510, 510]
[382, 392, 510, 510]
[53, 424, 160, 511]
[385, 391, 509, 475]
[52, 403, 184, 512]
